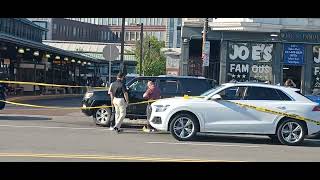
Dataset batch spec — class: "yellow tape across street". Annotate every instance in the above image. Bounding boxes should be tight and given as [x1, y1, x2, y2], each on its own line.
[229, 101, 320, 126]
[0, 99, 157, 110]
[1, 89, 319, 125]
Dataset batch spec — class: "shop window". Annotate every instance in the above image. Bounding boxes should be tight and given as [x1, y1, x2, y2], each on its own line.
[227, 42, 274, 83]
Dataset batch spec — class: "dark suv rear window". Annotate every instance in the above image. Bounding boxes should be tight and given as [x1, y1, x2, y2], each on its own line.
[158, 79, 182, 94]
[180, 79, 212, 95]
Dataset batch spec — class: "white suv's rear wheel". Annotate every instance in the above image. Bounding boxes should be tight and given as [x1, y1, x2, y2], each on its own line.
[170, 113, 199, 141]
[93, 106, 111, 127]
[277, 119, 306, 146]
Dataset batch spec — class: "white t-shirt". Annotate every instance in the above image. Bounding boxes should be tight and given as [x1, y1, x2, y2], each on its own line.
[108, 83, 113, 95]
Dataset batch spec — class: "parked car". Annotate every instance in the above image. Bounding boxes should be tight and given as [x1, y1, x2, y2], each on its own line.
[0, 84, 6, 110]
[150, 82, 320, 146]
[306, 95, 320, 104]
[306, 90, 320, 104]
[81, 75, 215, 126]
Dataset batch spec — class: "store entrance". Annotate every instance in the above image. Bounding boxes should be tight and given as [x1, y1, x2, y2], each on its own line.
[283, 65, 302, 89]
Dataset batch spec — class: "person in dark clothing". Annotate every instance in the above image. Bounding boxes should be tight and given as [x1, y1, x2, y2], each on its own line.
[142, 80, 161, 132]
[109, 72, 129, 133]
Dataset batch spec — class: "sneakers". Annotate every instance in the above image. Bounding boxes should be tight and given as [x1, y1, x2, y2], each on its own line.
[113, 127, 123, 133]
[142, 126, 149, 132]
[109, 126, 114, 130]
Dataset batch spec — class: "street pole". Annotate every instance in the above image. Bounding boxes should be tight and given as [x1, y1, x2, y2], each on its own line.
[139, 23, 144, 76]
[202, 18, 209, 77]
[120, 18, 125, 73]
[108, 46, 111, 86]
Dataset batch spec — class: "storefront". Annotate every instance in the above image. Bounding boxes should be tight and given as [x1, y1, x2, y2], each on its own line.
[181, 27, 320, 95]
[0, 18, 102, 95]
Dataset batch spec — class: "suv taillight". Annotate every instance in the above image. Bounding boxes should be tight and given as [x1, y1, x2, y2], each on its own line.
[312, 106, 320, 111]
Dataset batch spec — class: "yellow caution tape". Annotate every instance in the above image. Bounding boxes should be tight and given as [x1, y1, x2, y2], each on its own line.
[0, 99, 157, 110]
[1, 94, 319, 125]
[0, 80, 106, 89]
[228, 101, 320, 125]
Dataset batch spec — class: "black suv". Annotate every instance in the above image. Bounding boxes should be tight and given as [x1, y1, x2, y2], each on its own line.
[81, 75, 214, 126]
[0, 84, 6, 110]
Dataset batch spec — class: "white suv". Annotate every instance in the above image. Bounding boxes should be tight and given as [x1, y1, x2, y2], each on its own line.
[150, 83, 320, 145]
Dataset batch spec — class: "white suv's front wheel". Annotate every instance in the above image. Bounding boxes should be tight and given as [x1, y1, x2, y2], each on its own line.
[277, 119, 306, 146]
[169, 113, 199, 141]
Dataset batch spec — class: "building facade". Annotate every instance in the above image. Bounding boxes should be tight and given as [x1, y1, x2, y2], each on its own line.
[0, 18, 102, 94]
[166, 18, 182, 48]
[181, 18, 320, 94]
[43, 40, 137, 83]
[64, 18, 167, 44]
[28, 18, 181, 47]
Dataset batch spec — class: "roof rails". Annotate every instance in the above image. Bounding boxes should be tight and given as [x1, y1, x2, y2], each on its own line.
[157, 75, 206, 79]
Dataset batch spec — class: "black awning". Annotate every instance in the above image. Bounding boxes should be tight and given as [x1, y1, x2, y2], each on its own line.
[0, 33, 102, 63]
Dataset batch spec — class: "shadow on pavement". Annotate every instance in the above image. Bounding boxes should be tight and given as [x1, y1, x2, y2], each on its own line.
[193, 134, 320, 147]
[0, 116, 51, 121]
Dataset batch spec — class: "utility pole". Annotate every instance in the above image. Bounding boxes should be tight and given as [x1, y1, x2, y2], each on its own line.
[201, 18, 209, 77]
[139, 23, 144, 76]
[120, 18, 125, 74]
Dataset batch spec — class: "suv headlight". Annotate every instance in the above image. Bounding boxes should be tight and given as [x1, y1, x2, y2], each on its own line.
[84, 92, 93, 99]
[154, 105, 170, 112]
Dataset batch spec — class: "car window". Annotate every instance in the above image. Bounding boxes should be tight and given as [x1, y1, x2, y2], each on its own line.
[276, 89, 292, 101]
[129, 79, 149, 92]
[217, 86, 247, 100]
[181, 79, 212, 95]
[159, 80, 180, 94]
[201, 85, 225, 97]
[244, 87, 282, 100]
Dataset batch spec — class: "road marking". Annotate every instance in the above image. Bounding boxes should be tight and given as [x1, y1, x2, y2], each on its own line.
[0, 124, 144, 132]
[0, 124, 106, 131]
[146, 141, 261, 148]
[0, 153, 243, 162]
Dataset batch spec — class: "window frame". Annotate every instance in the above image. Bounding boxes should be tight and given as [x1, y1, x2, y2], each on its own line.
[158, 79, 182, 94]
[216, 86, 248, 100]
[243, 86, 292, 101]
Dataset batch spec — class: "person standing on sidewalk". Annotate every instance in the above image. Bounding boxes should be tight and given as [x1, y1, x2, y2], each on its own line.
[109, 72, 129, 133]
[142, 80, 161, 132]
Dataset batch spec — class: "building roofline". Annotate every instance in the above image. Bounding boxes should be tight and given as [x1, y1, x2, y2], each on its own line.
[16, 18, 48, 32]
[43, 40, 135, 46]
[0, 33, 99, 63]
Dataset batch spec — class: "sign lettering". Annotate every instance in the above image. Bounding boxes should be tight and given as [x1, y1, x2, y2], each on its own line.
[315, 67, 320, 76]
[229, 43, 273, 62]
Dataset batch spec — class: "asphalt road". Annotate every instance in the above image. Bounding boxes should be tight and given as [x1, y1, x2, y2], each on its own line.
[1, 96, 320, 162]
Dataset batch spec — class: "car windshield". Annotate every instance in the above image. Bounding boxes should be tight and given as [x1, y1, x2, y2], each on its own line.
[200, 85, 225, 97]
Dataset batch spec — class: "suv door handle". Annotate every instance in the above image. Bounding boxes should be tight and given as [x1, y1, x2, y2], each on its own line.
[276, 106, 286, 110]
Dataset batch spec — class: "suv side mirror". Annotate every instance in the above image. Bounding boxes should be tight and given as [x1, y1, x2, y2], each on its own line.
[211, 94, 222, 100]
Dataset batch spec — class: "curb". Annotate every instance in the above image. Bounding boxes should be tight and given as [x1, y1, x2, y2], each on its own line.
[7, 94, 84, 102]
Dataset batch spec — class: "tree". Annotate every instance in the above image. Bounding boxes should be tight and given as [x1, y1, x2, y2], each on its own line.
[133, 36, 166, 76]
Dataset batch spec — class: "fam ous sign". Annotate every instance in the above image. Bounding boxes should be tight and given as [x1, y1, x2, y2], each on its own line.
[227, 42, 274, 82]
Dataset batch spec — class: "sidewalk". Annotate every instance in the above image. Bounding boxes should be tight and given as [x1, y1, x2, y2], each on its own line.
[7, 94, 84, 102]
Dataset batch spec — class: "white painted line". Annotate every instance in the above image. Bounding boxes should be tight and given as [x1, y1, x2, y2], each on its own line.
[146, 141, 261, 148]
[0, 124, 107, 131]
